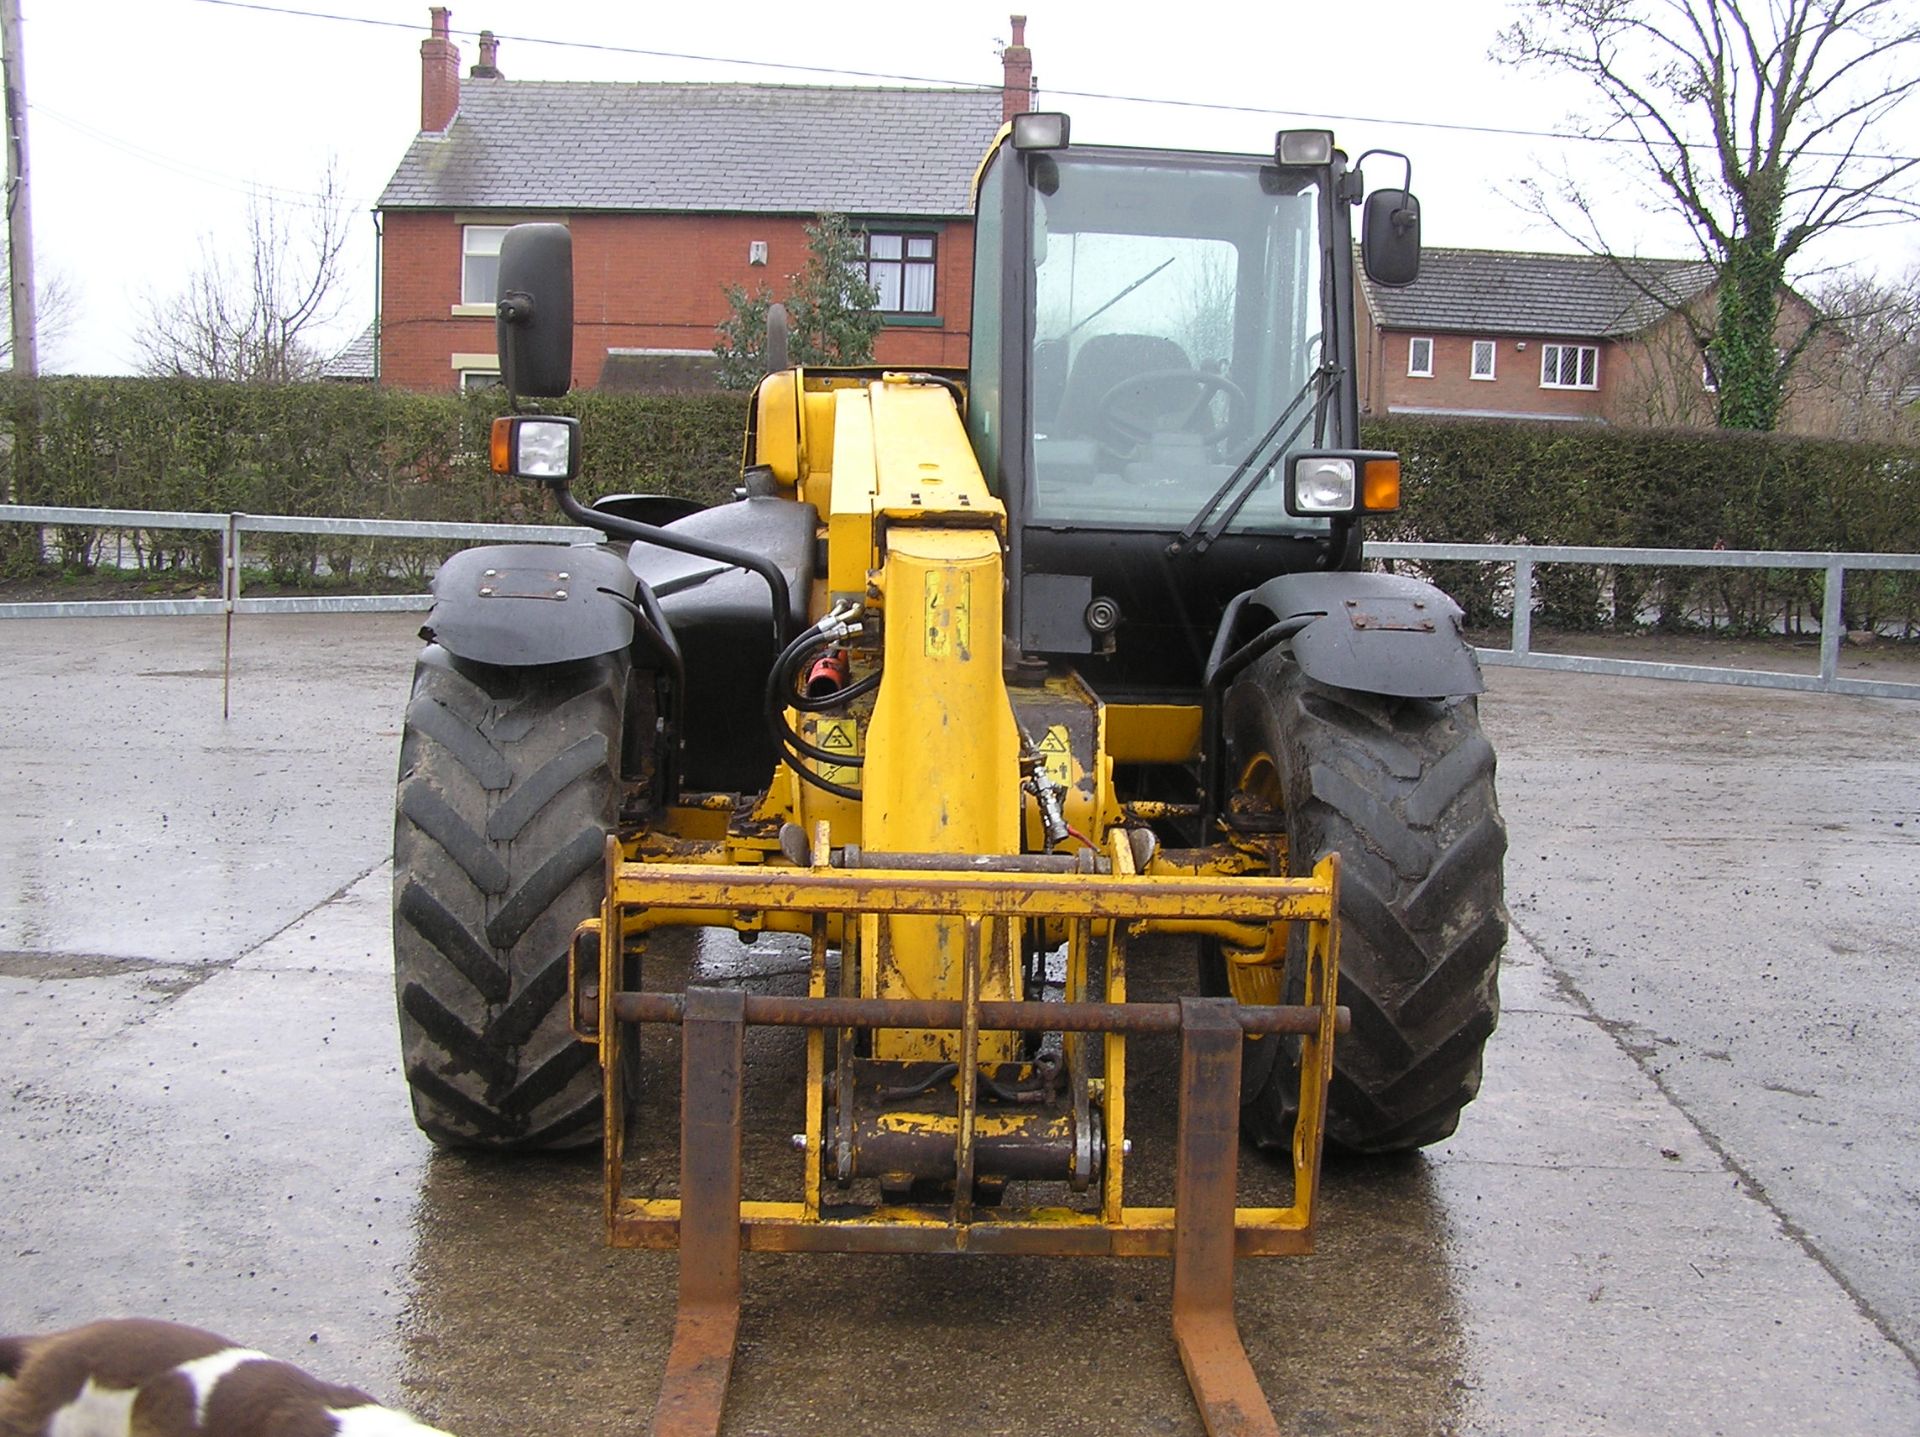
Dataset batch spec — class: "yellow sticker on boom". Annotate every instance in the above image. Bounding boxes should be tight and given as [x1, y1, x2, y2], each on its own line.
[923, 570, 972, 660]
[1039, 724, 1073, 787]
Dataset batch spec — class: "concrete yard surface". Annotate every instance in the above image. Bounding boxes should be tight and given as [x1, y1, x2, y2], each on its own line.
[2, 613, 1917, 1434]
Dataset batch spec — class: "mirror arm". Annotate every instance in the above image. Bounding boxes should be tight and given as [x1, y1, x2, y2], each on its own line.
[1354, 148, 1414, 193]
[497, 293, 532, 410]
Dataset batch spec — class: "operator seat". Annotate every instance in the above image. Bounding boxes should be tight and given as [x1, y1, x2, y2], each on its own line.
[1054, 332, 1192, 441]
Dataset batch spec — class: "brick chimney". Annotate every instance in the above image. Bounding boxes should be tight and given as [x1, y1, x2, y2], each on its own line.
[420, 7, 461, 133]
[1001, 14, 1033, 121]
[470, 29, 501, 79]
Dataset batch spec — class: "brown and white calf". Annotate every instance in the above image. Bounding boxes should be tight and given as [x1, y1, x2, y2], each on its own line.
[0, 1320, 453, 1437]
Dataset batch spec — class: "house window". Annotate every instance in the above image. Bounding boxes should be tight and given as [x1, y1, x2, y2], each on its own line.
[1540, 343, 1599, 390]
[462, 225, 510, 306]
[864, 230, 936, 314]
[452, 352, 501, 395]
[1407, 336, 1433, 377]
[1470, 340, 1497, 380]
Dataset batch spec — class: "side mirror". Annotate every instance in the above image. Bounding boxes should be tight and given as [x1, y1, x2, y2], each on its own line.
[495, 223, 574, 399]
[1361, 189, 1421, 288]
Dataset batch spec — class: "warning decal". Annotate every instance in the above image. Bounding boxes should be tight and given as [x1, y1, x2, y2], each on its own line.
[1039, 724, 1073, 787]
[814, 719, 861, 788]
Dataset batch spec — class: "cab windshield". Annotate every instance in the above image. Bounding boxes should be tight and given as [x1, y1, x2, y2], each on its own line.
[1026, 152, 1326, 533]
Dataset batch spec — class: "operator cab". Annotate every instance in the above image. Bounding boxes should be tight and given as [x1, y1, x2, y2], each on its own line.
[1026, 152, 1327, 536]
[969, 116, 1418, 687]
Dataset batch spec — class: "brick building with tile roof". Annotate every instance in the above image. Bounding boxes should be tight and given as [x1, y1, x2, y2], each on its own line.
[1356, 247, 1842, 434]
[370, 9, 1033, 392]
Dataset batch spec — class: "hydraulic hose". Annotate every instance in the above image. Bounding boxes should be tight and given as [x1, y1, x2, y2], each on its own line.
[765, 604, 869, 801]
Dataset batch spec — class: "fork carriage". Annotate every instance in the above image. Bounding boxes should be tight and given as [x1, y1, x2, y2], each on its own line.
[569, 827, 1344, 1437]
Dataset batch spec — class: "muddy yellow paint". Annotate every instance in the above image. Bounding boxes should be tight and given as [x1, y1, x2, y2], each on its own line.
[753, 369, 802, 486]
[826, 391, 880, 596]
[860, 525, 1020, 1063]
[1105, 703, 1202, 764]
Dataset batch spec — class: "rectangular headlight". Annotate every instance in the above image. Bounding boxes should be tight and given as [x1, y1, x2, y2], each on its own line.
[1012, 112, 1071, 150]
[1285, 451, 1403, 516]
[1276, 129, 1334, 166]
[490, 415, 581, 482]
[1288, 455, 1356, 514]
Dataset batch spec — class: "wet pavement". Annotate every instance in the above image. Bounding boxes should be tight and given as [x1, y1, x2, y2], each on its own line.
[3, 614, 1918, 1434]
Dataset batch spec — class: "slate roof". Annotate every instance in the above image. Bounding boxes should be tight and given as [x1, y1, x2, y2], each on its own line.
[379, 80, 1004, 216]
[321, 323, 376, 381]
[1361, 247, 1719, 339]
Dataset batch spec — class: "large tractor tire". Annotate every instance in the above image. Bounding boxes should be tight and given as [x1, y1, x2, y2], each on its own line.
[1213, 655, 1506, 1153]
[392, 646, 627, 1150]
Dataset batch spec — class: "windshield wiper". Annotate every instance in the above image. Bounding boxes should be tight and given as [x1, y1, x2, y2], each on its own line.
[1166, 362, 1339, 557]
[1065, 256, 1177, 339]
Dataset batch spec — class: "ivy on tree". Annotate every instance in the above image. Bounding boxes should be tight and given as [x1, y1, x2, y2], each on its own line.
[714, 215, 883, 389]
[1499, 0, 1920, 433]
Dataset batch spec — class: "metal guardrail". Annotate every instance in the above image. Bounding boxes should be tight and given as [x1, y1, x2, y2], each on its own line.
[2, 506, 1916, 701]
[1370, 540, 1920, 701]
[0, 504, 593, 620]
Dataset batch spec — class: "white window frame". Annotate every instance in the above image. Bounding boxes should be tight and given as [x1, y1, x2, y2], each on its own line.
[1407, 336, 1434, 378]
[462, 225, 511, 306]
[1540, 342, 1600, 390]
[451, 352, 501, 395]
[863, 229, 938, 315]
[1470, 339, 1497, 381]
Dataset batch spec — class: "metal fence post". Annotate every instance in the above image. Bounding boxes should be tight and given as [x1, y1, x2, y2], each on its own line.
[1512, 555, 1533, 658]
[222, 511, 239, 719]
[1819, 561, 1845, 689]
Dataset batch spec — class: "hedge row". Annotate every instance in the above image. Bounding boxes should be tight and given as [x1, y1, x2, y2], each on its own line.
[5, 379, 1916, 633]
[1365, 416, 1920, 633]
[2, 376, 748, 582]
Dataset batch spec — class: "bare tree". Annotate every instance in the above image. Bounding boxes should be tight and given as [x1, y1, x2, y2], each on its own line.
[1499, 0, 1920, 431]
[1608, 302, 1722, 428]
[1803, 265, 1920, 439]
[0, 258, 76, 370]
[135, 165, 351, 384]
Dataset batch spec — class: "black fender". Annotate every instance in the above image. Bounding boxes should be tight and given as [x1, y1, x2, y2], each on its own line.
[422, 542, 638, 667]
[1230, 571, 1484, 699]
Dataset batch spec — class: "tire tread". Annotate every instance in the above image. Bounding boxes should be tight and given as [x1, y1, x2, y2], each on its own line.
[392, 648, 626, 1151]
[1225, 659, 1506, 1153]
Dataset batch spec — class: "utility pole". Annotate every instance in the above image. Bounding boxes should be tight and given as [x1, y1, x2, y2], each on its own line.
[2, 0, 36, 376]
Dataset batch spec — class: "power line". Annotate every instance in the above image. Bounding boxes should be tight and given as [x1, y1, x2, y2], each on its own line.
[28, 100, 371, 211]
[182, 0, 1920, 164]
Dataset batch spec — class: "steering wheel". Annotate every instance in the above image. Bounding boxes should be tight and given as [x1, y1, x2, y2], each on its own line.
[1095, 369, 1248, 453]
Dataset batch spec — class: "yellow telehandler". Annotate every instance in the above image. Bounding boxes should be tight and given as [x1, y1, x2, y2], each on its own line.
[393, 113, 1504, 1434]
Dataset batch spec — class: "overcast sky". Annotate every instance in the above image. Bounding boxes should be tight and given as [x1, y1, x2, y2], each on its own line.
[17, 0, 1920, 374]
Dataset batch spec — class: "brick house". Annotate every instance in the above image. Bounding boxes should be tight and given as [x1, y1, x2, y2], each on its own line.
[1356, 247, 1842, 435]
[370, 9, 1035, 392]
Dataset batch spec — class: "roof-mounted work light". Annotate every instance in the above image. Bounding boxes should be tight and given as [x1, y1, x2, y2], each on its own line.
[1275, 129, 1334, 166]
[1012, 112, 1071, 150]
